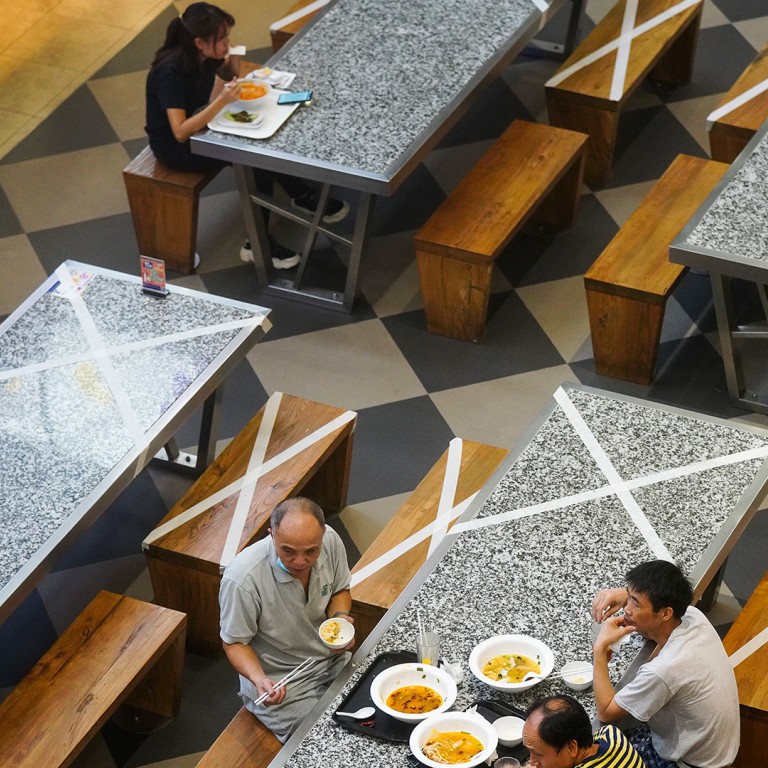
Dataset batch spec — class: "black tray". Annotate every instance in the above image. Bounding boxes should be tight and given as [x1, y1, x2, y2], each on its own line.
[332, 650, 420, 742]
[333, 651, 529, 764]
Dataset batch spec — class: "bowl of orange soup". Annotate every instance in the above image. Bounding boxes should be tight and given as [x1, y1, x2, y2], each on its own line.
[369, 662, 457, 723]
[238, 81, 270, 103]
[410, 711, 498, 767]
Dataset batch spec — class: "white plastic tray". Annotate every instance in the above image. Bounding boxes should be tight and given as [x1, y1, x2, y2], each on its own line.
[208, 89, 300, 140]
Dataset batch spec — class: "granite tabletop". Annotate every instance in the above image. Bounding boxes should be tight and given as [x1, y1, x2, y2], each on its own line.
[671, 121, 768, 281]
[193, 0, 563, 193]
[0, 261, 270, 620]
[274, 384, 768, 767]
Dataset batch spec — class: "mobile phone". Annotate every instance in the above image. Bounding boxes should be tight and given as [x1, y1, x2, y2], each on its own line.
[277, 90, 313, 105]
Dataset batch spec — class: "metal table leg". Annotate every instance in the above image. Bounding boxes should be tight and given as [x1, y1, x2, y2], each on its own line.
[234, 163, 376, 312]
[711, 272, 768, 413]
[151, 387, 223, 477]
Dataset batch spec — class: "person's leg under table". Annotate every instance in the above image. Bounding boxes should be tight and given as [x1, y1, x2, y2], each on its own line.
[233, 163, 375, 312]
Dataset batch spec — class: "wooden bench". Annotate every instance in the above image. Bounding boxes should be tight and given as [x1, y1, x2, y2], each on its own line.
[144, 391, 356, 654]
[197, 706, 282, 767]
[414, 120, 587, 342]
[545, 0, 703, 186]
[350, 438, 508, 648]
[123, 146, 217, 275]
[196, 437, 507, 767]
[270, 0, 328, 52]
[723, 569, 768, 768]
[708, 41, 768, 163]
[0, 591, 186, 767]
[584, 154, 727, 384]
[122, 61, 261, 275]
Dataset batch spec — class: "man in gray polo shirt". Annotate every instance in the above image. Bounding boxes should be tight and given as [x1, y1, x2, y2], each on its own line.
[219, 497, 354, 742]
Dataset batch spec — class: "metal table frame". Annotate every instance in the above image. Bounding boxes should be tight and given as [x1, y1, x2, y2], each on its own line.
[670, 123, 768, 415]
[193, 0, 582, 312]
[0, 261, 271, 623]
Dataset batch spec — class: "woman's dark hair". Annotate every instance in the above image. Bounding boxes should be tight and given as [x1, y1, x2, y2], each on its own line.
[525, 695, 593, 750]
[152, 2, 235, 72]
[625, 559, 693, 619]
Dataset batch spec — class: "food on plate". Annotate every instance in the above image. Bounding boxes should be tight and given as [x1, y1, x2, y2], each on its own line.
[422, 729, 484, 764]
[320, 619, 343, 644]
[482, 653, 540, 683]
[239, 82, 268, 100]
[224, 110, 260, 124]
[386, 684, 443, 714]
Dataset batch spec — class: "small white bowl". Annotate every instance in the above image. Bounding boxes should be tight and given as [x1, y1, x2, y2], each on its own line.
[410, 711, 498, 768]
[318, 617, 355, 649]
[561, 660, 593, 691]
[369, 662, 457, 723]
[493, 715, 525, 747]
[469, 634, 555, 692]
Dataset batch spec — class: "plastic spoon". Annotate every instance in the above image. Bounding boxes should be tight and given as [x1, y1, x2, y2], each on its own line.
[335, 706, 376, 719]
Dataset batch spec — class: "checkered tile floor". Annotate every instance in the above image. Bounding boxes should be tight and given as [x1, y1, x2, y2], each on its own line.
[0, 1, 767, 765]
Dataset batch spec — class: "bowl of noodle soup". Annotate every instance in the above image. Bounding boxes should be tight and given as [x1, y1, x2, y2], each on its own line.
[369, 662, 457, 722]
[469, 634, 554, 692]
[410, 711, 498, 767]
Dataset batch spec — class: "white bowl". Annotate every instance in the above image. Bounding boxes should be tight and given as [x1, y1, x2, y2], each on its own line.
[318, 617, 355, 649]
[410, 711, 498, 768]
[469, 634, 555, 692]
[493, 715, 525, 747]
[561, 660, 593, 691]
[369, 662, 457, 722]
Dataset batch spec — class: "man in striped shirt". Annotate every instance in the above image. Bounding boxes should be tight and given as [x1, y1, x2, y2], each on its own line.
[523, 695, 644, 768]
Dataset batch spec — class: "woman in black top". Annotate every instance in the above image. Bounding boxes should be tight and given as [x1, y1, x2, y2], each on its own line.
[146, 3, 241, 172]
[145, 2, 347, 267]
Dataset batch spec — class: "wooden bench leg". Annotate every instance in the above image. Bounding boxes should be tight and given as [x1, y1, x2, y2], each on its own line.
[650, 9, 702, 85]
[586, 285, 667, 384]
[300, 429, 355, 513]
[121, 628, 186, 724]
[531, 151, 585, 231]
[147, 557, 222, 655]
[547, 97, 619, 187]
[709, 127, 752, 164]
[416, 250, 493, 342]
[124, 176, 199, 275]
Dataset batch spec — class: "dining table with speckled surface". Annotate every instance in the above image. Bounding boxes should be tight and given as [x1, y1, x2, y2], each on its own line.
[264, 382, 768, 767]
[671, 120, 768, 415]
[0, 261, 271, 625]
[191, 0, 570, 312]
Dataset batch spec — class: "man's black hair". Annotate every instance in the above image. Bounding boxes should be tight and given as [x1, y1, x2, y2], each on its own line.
[625, 559, 693, 619]
[525, 695, 592, 750]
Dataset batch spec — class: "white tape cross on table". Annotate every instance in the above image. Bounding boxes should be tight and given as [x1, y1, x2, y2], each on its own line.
[269, 0, 329, 31]
[706, 78, 768, 129]
[142, 391, 356, 571]
[0, 317, 266, 385]
[451, 387, 768, 552]
[54, 264, 144, 447]
[545, 0, 702, 100]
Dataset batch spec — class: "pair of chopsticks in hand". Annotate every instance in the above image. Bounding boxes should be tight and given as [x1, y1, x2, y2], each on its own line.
[254, 657, 316, 705]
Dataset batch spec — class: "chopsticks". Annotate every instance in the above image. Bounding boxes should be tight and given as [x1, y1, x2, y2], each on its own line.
[254, 657, 315, 704]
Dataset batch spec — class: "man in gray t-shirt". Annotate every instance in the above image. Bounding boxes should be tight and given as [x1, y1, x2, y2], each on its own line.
[591, 560, 739, 768]
[219, 497, 354, 742]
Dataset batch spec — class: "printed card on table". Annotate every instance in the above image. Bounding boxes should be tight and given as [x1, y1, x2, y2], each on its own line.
[141, 257, 168, 296]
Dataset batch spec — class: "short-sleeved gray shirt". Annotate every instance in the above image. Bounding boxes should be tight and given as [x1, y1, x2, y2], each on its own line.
[614, 606, 739, 768]
[219, 526, 351, 740]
